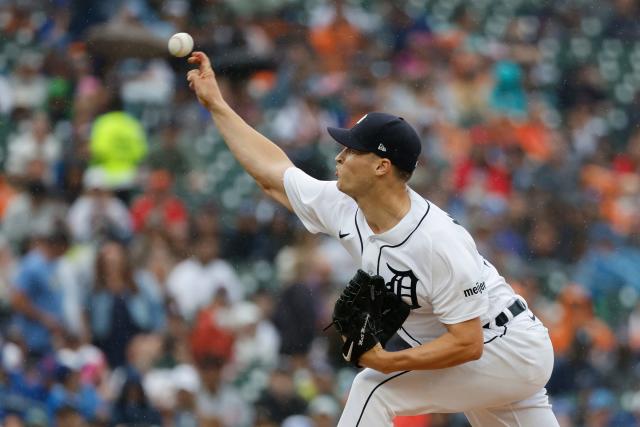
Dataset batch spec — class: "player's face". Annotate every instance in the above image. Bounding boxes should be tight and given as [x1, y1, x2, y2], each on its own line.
[335, 147, 378, 196]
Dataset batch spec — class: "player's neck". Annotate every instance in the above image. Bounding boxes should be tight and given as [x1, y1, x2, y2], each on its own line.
[358, 185, 411, 234]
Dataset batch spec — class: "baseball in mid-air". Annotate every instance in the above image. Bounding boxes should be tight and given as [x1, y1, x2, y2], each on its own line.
[168, 32, 194, 57]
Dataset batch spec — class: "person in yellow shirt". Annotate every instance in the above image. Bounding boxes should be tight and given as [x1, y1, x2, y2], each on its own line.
[89, 108, 147, 202]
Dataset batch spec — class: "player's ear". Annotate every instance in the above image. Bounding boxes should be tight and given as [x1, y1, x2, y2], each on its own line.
[375, 158, 393, 177]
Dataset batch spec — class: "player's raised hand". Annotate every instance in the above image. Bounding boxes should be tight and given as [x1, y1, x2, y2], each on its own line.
[187, 51, 225, 112]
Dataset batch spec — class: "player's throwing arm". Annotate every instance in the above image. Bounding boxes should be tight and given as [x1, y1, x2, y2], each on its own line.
[187, 51, 294, 210]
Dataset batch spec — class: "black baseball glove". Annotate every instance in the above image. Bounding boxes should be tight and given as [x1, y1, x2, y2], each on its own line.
[326, 270, 411, 367]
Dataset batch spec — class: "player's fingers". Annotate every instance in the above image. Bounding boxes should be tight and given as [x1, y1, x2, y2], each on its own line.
[192, 51, 212, 71]
[186, 69, 198, 81]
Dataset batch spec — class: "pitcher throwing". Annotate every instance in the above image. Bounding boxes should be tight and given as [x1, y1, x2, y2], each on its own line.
[187, 51, 559, 426]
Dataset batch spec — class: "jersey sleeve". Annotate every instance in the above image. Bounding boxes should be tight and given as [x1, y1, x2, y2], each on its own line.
[283, 167, 345, 235]
[430, 233, 489, 324]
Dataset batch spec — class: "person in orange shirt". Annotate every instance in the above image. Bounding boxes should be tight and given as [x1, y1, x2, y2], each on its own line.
[0, 174, 16, 220]
[548, 283, 616, 357]
[512, 106, 552, 163]
[309, 0, 362, 73]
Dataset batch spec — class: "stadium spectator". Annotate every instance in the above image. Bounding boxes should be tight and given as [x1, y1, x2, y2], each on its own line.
[88, 240, 165, 368]
[9, 52, 48, 113]
[255, 366, 307, 425]
[189, 290, 235, 364]
[196, 356, 253, 427]
[2, 180, 66, 253]
[88, 98, 147, 202]
[5, 112, 61, 185]
[145, 121, 190, 176]
[166, 233, 243, 321]
[130, 168, 188, 234]
[9, 229, 70, 357]
[45, 362, 106, 423]
[53, 405, 88, 427]
[272, 262, 318, 363]
[67, 167, 132, 243]
[111, 376, 162, 427]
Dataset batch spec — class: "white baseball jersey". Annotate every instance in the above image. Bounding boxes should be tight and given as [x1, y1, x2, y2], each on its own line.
[283, 167, 516, 345]
[283, 167, 559, 427]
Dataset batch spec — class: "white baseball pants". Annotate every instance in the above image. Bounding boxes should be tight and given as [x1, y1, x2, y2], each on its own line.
[338, 313, 559, 426]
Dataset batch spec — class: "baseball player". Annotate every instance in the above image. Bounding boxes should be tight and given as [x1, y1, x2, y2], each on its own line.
[187, 51, 559, 426]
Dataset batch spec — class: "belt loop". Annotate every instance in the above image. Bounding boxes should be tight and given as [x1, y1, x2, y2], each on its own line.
[502, 306, 515, 324]
[484, 297, 529, 329]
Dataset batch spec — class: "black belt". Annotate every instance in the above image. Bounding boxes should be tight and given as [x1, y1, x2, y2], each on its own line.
[483, 299, 527, 329]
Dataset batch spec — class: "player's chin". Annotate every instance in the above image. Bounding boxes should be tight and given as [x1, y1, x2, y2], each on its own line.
[336, 177, 350, 195]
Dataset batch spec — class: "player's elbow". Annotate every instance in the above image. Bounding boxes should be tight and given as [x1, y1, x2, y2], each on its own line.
[448, 317, 484, 363]
[471, 341, 484, 360]
[457, 334, 484, 362]
[467, 340, 484, 361]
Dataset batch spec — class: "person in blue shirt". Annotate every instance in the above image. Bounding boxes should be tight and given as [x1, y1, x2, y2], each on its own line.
[46, 364, 105, 423]
[10, 230, 69, 357]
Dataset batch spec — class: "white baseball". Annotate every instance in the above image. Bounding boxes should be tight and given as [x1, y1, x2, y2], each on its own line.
[168, 32, 194, 57]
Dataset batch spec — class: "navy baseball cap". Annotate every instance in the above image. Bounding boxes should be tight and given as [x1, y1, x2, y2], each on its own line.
[327, 112, 422, 173]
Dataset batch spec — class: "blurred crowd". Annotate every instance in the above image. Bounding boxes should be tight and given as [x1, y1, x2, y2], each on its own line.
[2, 0, 640, 426]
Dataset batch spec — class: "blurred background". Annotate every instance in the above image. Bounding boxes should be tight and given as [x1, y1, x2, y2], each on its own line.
[1, 0, 640, 426]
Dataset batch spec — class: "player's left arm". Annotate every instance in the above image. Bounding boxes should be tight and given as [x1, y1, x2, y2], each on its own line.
[359, 317, 483, 373]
